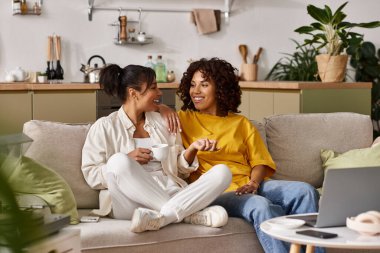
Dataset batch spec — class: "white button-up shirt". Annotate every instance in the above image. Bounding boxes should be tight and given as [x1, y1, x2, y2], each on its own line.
[81, 107, 198, 215]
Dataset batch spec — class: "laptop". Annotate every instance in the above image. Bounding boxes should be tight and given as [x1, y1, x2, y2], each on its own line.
[288, 166, 380, 228]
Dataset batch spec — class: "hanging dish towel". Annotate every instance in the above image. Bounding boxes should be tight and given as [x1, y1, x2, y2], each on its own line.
[191, 9, 221, 35]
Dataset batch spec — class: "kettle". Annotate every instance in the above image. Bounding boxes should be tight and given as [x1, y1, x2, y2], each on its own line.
[89, 64, 101, 84]
[8, 67, 30, 82]
[80, 55, 106, 83]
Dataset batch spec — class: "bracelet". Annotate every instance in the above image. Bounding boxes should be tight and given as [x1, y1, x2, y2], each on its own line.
[249, 180, 260, 188]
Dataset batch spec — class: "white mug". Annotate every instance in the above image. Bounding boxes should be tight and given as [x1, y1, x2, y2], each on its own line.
[151, 144, 169, 161]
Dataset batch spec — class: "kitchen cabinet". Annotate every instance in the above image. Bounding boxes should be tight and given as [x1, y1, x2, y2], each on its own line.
[6, 81, 368, 135]
[97, 87, 178, 119]
[0, 83, 179, 135]
[33, 90, 96, 123]
[160, 88, 177, 110]
[0, 91, 32, 135]
[0, 83, 97, 136]
[239, 81, 372, 122]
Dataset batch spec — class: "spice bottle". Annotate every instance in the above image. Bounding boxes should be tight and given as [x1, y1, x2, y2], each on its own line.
[33, 2, 40, 14]
[13, 0, 21, 14]
[20, 0, 28, 14]
[128, 28, 136, 42]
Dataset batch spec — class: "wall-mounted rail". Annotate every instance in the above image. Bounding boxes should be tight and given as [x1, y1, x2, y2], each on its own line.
[87, 0, 234, 21]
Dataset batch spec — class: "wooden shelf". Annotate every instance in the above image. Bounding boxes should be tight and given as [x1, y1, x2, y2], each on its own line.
[114, 37, 153, 46]
[13, 11, 41, 15]
[0, 82, 179, 91]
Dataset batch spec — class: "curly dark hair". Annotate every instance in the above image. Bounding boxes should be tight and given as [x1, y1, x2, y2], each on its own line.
[177, 57, 241, 115]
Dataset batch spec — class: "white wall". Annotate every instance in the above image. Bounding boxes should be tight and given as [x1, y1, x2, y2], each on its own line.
[1, 0, 379, 82]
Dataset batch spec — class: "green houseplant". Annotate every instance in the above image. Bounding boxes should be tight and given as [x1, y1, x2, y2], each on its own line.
[294, 2, 380, 82]
[349, 41, 380, 138]
[0, 144, 41, 253]
[0, 164, 30, 253]
[265, 40, 319, 81]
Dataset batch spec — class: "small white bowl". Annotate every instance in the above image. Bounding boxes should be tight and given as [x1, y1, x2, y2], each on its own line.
[267, 218, 305, 230]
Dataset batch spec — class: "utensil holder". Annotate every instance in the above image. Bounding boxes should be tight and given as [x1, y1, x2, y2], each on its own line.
[240, 63, 258, 81]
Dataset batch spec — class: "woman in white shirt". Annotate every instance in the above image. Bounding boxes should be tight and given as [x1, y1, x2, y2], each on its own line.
[81, 64, 231, 233]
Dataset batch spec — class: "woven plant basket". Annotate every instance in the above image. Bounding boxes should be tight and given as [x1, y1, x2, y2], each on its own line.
[316, 54, 348, 82]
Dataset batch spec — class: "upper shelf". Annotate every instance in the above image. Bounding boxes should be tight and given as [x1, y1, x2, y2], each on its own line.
[87, 0, 234, 21]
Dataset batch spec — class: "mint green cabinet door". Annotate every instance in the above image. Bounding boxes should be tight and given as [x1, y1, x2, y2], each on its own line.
[33, 91, 96, 123]
[0, 91, 32, 135]
[301, 89, 371, 115]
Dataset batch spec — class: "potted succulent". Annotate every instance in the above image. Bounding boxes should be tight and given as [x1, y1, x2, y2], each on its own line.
[37, 72, 48, 83]
[294, 2, 380, 82]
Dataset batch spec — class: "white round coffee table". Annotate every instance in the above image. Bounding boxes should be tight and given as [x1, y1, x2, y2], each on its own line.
[260, 214, 380, 253]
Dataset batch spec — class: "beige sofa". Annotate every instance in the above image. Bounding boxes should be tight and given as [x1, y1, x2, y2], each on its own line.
[22, 112, 377, 253]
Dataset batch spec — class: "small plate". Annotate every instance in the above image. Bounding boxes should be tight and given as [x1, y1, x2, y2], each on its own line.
[267, 218, 305, 230]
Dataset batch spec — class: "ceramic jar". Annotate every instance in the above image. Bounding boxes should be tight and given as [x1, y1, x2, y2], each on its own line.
[166, 70, 175, 82]
[5, 72, 15, 82]
[137, 32, 146, 42]
[10, 67, 30, 82]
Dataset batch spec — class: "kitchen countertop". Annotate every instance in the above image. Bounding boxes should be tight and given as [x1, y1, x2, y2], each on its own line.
[0, 82, 179, 91]
[0, 81, 371, 91]
[239, 81, 372, 89]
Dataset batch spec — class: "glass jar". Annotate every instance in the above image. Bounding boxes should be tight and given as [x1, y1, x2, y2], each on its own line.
[128, 28, 136, 42]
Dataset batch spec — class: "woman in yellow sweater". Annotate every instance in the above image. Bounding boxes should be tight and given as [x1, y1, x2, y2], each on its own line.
[175, 58, 321, 253]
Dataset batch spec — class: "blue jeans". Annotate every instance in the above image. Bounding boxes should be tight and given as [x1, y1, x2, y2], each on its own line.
[211, 179, 325, 253]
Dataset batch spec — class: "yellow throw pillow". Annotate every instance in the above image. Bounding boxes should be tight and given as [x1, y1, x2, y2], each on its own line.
[6, 156, 79, 224]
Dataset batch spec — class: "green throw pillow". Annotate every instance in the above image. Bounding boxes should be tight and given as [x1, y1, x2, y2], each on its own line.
[5, 155, 79, 224]
[319, 144, 380, 194]
[321, 144, 380, 169]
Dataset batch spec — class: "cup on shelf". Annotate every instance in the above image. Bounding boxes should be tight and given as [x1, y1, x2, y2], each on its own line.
[28, 71, 38, 83]
[240, 63, 258, 81]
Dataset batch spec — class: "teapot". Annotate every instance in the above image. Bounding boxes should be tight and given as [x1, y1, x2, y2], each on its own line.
[9, 67, 30, 82]
[80, 55, 106, 83]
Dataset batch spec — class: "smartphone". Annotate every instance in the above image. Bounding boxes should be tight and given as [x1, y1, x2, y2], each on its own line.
[80, 216, 100, 223]
[296, 229, 337, 239]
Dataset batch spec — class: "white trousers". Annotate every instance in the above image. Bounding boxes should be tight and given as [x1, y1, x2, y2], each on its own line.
[106, 152, 231, 222]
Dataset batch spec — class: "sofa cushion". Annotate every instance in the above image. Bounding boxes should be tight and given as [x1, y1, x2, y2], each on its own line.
[251, 119, 267, 146]
[23, 120, 98, 209]
[265, 113, 372, 188]
[69, 210, 262, 253]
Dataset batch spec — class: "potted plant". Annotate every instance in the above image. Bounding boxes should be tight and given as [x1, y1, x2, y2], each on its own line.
[37, 72, 48, 83]
[265, 39, 320, 81]
[0, 161, 37, 253]
[294, 2, 380, 82]
[349, 41, 380, 138]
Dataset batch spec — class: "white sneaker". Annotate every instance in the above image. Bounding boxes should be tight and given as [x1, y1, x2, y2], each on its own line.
[130, 208, 164, 233]
[183, 205, 228, 228]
